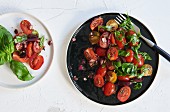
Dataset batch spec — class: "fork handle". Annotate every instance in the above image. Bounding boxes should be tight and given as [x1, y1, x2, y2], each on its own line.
[152, 45, 170, 62]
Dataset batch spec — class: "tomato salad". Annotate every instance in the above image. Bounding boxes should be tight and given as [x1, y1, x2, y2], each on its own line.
[84, 16, 153, 102]
[13, 20, 44, 70]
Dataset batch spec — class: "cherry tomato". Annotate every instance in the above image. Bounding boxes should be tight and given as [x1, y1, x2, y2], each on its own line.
[107, 47, 118, 61]
[29, 54, 44, 70]
[129, 42, 139, 47]
[115, 36, 126, 49]
[97, 66, 107, 77]
[125, 49, 134, 63]
[117, 76, 130, 81]
[89, 31, 100, 45]
[12, 52, 29, 63]
[106, 19, 118, 30]
[20, 20, 33, 35]
[126, 30, 139, 46]
[142, 64, 153, 76]
[117, 86, 131, 102]
[33, 42, 42, 53]
[105, 71, 117, 83]
[84, 48, 97, 67]
[90, 17, 103, 30]
[103, 82, 116, 96]
[27, 42, 33, 58]
[93, 74, 104, 88]
[96, 47, 106, 57]
[99, 32, 109, 48]
[109, 33, 116, 45]
[132, 54, 144, 67]
[106, 61, 115, 70]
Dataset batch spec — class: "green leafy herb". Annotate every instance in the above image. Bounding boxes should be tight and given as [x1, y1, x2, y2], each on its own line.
[39, 36, 45, 47]
[134, 82, 142, 90]
[32, 30, 39, 36]
[126, 34, 139, 45]
[14, 35, 27, 43]
[98, 25, 112, 32]
[114, 30, 125, 41]
[139, 52, 152, 60]
[118, 50, 130, 57]
[10, 60, 34, 81]
[113, 61, 122, 69]
[119, 15, 133, 30]
[107, 53, 110, 60]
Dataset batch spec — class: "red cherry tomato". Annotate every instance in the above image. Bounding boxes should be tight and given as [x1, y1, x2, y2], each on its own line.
[97, 66, 107, 77]
[107, 47, 118, 61]
[125, 49, 134, 63]
[93, 74, 104, 88]
[115, 36, 126, 49]
[132, 54, 144, 67]
[90, 17, 103, 30]
[103, 82, 116, 96]
[99, 32, 109, 48]
[109, 33, 116, 45]
[106, 61, 115, 70]
[129, 42, 139, 47]
[117, 86, 131, 102]
[33, 42, 42, 53]
[117, 76, 130, 81]
[29, 54, 44, 70]
[96, 47, 106, 57]
[12, 52, 29, 63]
[126, 30, 139, 46]
[27, 42, 33, 58]
[20, 20, 33, 35]
[84, 48, 97, 67]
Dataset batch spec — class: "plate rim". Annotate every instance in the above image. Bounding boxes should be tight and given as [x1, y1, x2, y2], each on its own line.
[65, 12, 159, 106]
[0, 12, 54, 89]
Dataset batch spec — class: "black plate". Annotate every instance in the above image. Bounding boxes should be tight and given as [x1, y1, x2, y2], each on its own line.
[66, 13, 159, 105]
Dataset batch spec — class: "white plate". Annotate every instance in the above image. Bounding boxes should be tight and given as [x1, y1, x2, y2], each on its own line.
[0, 12, 54, 88]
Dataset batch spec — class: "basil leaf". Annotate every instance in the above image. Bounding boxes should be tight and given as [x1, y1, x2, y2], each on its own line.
[0, 25, 14, 54]
[113, 61, 121, 69]
[118, 50, 130, 57]
[134, 82, 142, 90]
[39, 36, 45, 47]
[10, 60, 34, 81]
[127, 34, 139, 44]
[14, 35, 27, 43]
[119, 15, 133, 30]
[139, 52, 152, 60]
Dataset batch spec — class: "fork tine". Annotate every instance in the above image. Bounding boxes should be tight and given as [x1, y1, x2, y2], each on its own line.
[117, 15, 124, 21]
[119, 13, 126, 20]
[114, 19, 120, 25]
[115, 17, 122, 23]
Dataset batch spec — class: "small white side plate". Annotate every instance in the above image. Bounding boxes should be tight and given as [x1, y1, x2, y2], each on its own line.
[0, 12, 54, 88]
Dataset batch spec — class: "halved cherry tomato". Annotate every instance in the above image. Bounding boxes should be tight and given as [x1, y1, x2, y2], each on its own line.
[29, 54, 44, 70]
[109, 33, 116, 45]
[12, 52, 29, 63]
[27, 42, 33, 58]
[107, 47, 118, 61]
[132, 54, 144, 67]
[115, 36, 126, 49]
[20, 20, 33, 35]
[103, 82, 116, 96]
[117, 86, 131, 102]
[117, 76, 130, 81]
[105, 71, 117, 83]
[96, 47, 106, 57]
[33, 42, 42, 53]
[84, 48, 97, 67]
[90, 17, 103, 30]
[126, 30, 139, 46]
[125, 49, 134, 63]
[97, 66, 107, 77]
[93, 74, 104, 87]
[99, 32, 109, 48]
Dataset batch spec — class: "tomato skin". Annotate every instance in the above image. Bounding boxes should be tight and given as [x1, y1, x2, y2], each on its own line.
[96, 47, 106, 57]
[12, 52, 29, 63]
[132, 54, 144, 67]
[117, 86, 131, 102]
[90, 17, 103, 30]
[107, 47, 118, 61]
[115, 37, 126, 49]
[27, 42, 33, 58]
[97, 66, 107, 77]
[125, 49, 134, 63]
[126, 30, 139, 47]
[33, 42, 42, 53]
[106, 61, 115, 70]
[103, 82, 116, 96]
[99, 32, 109, 48]
[20, 20, 33, 35]
[109, 33, 116, 44]
[93, 74, 104, 88]
[117, 76, 130, 81]
[29, 55, 44, 70]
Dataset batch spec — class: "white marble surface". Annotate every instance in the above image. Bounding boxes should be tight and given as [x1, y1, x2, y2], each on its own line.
[0, 0, 170, 112]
